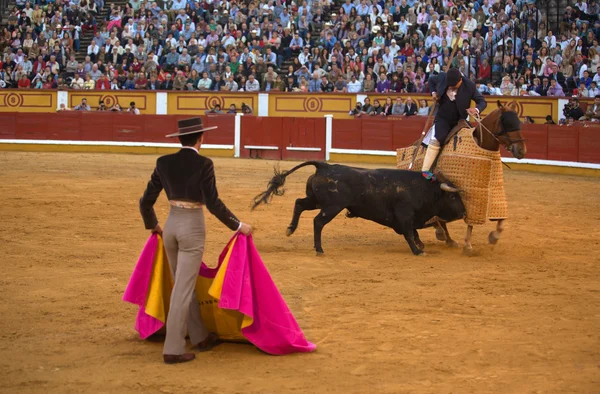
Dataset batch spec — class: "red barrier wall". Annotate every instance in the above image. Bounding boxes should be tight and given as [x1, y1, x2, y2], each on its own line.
[240, 116, 325, 160]
[0, 112, 235, 146]
[333, 117, 426, 151]
[333, 117, 600, 164]
[1, 112, 599, 165]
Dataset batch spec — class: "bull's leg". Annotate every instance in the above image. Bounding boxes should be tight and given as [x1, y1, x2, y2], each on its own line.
[488, 219, 505, 245]
[414, 230, 425, 251]
[313, 206, 344, 255]
[440, 222, 459, 248]
[402, 230, 424, 256]
[287, 196, 318, 236]
[463, 225, 474, 255]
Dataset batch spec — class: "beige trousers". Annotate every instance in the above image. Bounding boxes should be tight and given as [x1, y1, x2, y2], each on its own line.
[162, 206, 209, 355]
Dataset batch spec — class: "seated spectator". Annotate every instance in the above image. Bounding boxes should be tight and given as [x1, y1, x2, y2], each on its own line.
[582, 95, 600, 121]
[369, 99, 384, 116]
[71, 74, 85, 89]
[127, 101, 140, 115]
[404, 97, 418, 116]
[417, 100, 430, 116]
[392, 98, 405, 115]
[83, 74, 95, 89]
[74, 98, 91, 111]
[17, 74, 30, 89]
[349, 102, 363, 116]
[381, 97, 393, 116]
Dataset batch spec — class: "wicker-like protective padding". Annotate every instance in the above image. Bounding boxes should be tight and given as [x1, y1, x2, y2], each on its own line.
[396, 127, 508, 225]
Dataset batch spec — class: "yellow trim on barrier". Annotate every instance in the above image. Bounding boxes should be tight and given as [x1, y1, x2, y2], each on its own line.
[329, 153, 600, 177]
[0, 143, 235, 157]
[329, 153, 397, 165]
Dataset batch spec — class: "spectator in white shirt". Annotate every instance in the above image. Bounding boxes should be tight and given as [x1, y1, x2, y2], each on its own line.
[87, 40, 99, 62]
[544, 31, 557, 49]
[347, 75, 362, 92]
[245, 74, 260, 91]
[298, 47, 311, 65]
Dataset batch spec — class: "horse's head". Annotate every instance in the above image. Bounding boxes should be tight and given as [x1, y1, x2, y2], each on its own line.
[496, 100, 527, 159]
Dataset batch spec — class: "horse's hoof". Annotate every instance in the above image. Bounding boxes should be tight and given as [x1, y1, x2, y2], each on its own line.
[286, 227, 294, 237]
[462, 246, 474, 256]
[488, 231, 499, 245]
[446, 240, 460, 248]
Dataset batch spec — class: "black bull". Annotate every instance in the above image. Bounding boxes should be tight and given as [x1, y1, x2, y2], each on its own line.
[252, 161, 466, 255]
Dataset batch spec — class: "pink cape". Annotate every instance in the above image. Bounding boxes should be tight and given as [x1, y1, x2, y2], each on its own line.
[123, 233, 316, 355]
[122, 235, 164, 339]
[221, 234, 316, 355]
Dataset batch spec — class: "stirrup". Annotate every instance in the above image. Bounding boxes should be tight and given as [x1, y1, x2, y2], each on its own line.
[422, 171, 436, 181]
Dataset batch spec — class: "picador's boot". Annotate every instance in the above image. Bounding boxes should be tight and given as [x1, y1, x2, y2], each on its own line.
[421, 142, 441, 180]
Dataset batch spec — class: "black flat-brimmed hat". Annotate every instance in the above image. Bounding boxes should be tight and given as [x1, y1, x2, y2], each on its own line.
[166, 117, 218, 138]
[446, 68, 463, 88]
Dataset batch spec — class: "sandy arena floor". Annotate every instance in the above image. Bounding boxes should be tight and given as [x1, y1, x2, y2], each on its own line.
[0, 151, 599, 393]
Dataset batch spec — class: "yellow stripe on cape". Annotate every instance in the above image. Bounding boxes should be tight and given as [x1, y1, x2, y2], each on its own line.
[144, 235, 249, 342]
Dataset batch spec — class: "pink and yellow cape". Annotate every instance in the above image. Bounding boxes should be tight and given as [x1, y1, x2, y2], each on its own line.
[123, 233, 316, 355]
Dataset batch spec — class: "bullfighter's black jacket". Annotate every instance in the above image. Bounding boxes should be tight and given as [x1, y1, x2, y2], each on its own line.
[139, 148, 240, 231]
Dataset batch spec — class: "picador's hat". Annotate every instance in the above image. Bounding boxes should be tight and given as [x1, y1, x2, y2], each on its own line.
[166, 117, 218, 137]
[446, 68, 463, 88]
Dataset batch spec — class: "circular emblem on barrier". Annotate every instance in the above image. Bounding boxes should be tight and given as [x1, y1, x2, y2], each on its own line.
[101, 95, 118, 107]
[205, 96, 225, 110]
[6, 93, 23, 107]
[304, 97, 322, 112]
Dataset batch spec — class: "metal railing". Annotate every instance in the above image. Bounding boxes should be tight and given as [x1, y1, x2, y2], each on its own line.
[0, 0, 9, 25]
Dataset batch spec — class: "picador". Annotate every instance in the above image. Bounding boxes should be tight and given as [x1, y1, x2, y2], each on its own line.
[421, 68, 487, 178]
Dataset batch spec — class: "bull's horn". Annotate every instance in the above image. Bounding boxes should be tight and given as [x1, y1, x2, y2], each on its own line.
[440, 183, 460, 193]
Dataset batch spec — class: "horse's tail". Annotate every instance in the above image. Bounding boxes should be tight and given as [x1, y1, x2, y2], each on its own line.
[251, 161, 324, 211]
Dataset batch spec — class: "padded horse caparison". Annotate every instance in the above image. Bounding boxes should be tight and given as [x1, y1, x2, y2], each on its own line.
[442, 119, 471, 146]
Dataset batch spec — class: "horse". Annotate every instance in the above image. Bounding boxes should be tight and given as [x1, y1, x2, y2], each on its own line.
[400, 100, 526, 255]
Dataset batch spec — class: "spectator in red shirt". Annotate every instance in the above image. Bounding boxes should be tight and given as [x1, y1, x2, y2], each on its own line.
[18, 75, 31, 89]
[479, 59, 491, 81]
[96, 74, 110, 90]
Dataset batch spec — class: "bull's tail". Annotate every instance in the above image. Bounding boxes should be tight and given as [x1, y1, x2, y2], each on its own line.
[251, 161, 324, 210]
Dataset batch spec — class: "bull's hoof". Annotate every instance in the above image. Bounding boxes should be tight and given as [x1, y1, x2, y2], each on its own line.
[462, 245, 474, 256]
[286, 227, 295, 237]
[416, 240, 425, 250]
[446, 240, 460, 248]
[315, 248, 324, 256]
[435, 228, 447, 242]
[416, 251, 427, 256]
[488, 231, 499, 245]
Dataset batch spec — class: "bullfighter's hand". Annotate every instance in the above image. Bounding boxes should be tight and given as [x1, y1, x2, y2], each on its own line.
[466, 108, 479, 117]
[240, 223, 252, 235]
[431, 91, 437, 101]
[152, 224, 163, 236]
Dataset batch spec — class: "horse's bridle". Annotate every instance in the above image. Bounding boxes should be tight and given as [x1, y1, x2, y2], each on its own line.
[473, 113, 526, 150]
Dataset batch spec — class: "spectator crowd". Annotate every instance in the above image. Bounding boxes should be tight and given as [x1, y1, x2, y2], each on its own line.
[0, 0, 599, 102]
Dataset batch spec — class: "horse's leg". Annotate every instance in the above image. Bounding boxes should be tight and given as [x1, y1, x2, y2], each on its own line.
[463, 225, 474, 255]
[488, 219, 505, 245]
[433, 221, 447, 241]
[440, 222, 459, 248]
